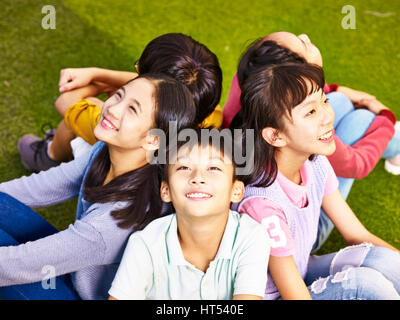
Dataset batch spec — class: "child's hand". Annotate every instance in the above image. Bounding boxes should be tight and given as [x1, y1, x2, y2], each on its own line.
[59, 68, 96, 93]
[337, 86, 376, 104]
[355, 98, 389, 115]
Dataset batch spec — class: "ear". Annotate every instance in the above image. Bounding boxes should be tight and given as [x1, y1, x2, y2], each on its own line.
[230, 180, 245, 203]
[261, 127, 287, 148]
[160, 181, 172, 202]
[142, 133, 160, 151]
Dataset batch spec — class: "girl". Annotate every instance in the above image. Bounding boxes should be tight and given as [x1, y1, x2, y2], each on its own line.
[0, 73, 196, 300]
[108, 128, 270, 300]
[234, 62, 400, 299]
[18, 33, 223, 172]
[225, 31, 400, 251]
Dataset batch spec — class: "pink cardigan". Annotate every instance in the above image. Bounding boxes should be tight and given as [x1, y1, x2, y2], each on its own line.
[223, 73, 396, 179]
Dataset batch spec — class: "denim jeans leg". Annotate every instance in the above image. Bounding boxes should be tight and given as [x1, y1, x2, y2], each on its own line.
[0, 192, 58, 242]
[382, 129, 400, 159]
[0, 193, 80, 300]
[359, 245, 400, 294]
[308, 267, 399, 300]
[306, 247, 400, 299]
[327, 92, 355, 128]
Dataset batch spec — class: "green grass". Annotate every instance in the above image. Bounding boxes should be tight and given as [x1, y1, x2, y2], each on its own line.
[0, 0, 399, 254]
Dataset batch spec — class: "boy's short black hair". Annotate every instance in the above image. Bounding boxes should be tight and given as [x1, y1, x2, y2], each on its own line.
[162, 126, 238, 183]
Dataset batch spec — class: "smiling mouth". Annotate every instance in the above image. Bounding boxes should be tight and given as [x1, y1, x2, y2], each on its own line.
[185, 192, 213, 200]
[318, 129, 334, 141]
[101, 116, 118, 131]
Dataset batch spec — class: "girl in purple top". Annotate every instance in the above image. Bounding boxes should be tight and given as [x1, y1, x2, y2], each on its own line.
[0, 74, 196, 299]
[235, 62, 400, 299]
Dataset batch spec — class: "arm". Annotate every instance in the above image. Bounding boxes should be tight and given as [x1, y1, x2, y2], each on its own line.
[233, 294, 262, 300]
[336, 86, 376, 105]
[55, 83, 108, 116]
[322, 189, 399, 253]
[239, 200, 305, 299]
[327, 112, 395, 178]
[0, 150, 91, 208]
[269, 255, 312, 300]
[0, 201, 133, 287]
[59, 67, 138, 93]
[0, 217, 105, 286]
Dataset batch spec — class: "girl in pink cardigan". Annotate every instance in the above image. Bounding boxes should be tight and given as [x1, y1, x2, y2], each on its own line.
[224, 31, 400, 250]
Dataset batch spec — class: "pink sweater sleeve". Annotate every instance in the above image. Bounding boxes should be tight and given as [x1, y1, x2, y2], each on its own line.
[327, 112, 395, 179]
[240, 198, 295, 257]
[222, 73, 242, 128]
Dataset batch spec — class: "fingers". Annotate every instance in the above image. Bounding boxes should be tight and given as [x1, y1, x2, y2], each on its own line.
[59, 69, 76, 92]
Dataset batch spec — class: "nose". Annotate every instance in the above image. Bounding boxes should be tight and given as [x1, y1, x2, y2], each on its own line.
[189, 169, 206, 185]
[107, 101, 123, 121]
[298, 34, 311, 44]
[321, 102, 335, 126]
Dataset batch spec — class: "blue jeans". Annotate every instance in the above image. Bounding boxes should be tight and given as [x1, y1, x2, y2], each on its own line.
[313, 92, 400, 252]
[0, 192, 80, 300]
[306, 244, 400, 299]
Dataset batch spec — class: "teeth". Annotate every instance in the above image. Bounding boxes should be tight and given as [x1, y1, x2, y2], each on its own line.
[186, 192, 211, 198]
[319, 131, 332, 140]
[103, 118, 116, 130]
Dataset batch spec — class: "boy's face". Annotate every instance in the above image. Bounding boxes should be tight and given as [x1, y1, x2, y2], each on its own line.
[161, 144, 244, 219]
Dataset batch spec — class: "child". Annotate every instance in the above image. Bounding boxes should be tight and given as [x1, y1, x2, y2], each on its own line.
[225, 31, 400, 251]
[108, 128, 270, 300]
[0, 74, 196, 300]
[234, 62, 400, 300]
[18, 33, 224, 172]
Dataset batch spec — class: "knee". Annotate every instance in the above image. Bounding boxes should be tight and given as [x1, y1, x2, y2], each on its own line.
[345, 267, 399, 300]
[362, 246, 400, 271]
[328, 91, 354, 113]
[340, 109, 375, 131]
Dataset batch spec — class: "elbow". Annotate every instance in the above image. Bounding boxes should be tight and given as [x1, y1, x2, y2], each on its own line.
[55, 93, 70, 116]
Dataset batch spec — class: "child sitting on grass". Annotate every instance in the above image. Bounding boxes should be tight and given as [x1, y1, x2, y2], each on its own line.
[108, 127, 270, 300]
[18, 33, 223, 172]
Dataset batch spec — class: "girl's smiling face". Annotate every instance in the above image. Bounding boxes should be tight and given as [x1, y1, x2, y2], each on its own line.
[94, 78, 156, 150]
[266, 31, 323, 67]
[161, 143, 244, 219]
[276, 87, 336, 158]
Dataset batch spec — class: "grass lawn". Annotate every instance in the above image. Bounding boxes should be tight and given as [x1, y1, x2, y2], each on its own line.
[0, 0, 399, 255]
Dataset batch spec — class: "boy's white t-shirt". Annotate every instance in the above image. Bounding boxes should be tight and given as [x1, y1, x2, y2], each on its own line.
[109, 210, 270, 300]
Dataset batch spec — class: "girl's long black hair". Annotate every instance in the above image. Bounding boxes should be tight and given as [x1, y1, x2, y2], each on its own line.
[83, 73, 196, 230]
[240, 62, 325, 188]
[230, 38, 307, 130]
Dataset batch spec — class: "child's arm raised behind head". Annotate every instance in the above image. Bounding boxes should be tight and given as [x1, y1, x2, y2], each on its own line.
[59, 67, 137, 93]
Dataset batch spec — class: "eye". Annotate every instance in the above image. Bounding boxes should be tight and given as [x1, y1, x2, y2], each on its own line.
[129, 106, 137, 114]
[306, 109, 316, 116]
[113, 91, 122, 101]
[209, 166, 222, 171]
[176, 166, 190, 171]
